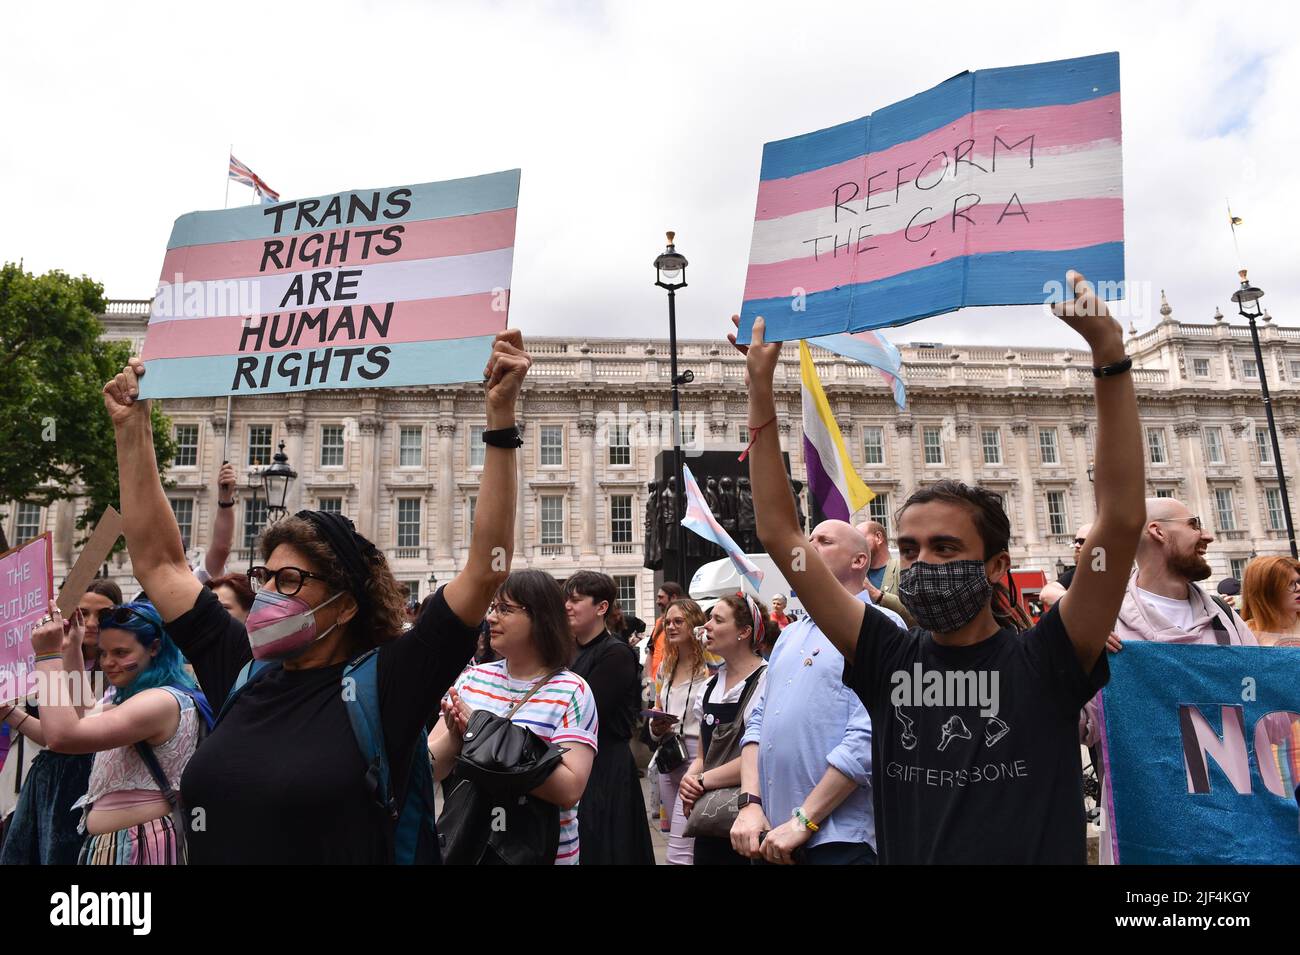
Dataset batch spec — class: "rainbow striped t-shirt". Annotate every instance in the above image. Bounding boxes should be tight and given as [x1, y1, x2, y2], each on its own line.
[450, 662, 599, 864]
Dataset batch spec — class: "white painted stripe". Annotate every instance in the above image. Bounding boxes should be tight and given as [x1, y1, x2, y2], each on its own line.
[151, 247, 515, 322]
[748, 143, 1121, 265]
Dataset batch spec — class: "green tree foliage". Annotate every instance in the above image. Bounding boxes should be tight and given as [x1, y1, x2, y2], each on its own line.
[0, 263, 174, 552]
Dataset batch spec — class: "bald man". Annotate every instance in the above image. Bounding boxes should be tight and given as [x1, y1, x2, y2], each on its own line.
[855, 520, 914, 628]
[732, 521, 903, 865]
[1086, 497, 1255, 864]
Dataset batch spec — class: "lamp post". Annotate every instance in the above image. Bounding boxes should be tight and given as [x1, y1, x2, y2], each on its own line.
[1232, 270, 1297, 559]
[654, 231, 690, 584]
[261, 441, 298, 524]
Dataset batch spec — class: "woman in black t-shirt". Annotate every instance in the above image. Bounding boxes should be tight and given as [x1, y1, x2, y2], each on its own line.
[100, 331, 531, 864]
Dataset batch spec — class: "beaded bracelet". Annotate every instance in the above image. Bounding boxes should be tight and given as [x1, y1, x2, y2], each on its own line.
[34, 652, 62, 664]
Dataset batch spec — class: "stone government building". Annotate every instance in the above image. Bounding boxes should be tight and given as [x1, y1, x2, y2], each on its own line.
[9, 295, 1300, 623]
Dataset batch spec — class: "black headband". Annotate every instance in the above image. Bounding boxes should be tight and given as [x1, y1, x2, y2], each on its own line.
[296, 510, 377, 613]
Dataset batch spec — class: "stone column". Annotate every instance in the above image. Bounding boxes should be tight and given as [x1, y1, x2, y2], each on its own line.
[514, 420, 527, 558]
[1069, 420, 1094, 523]
[284, 408, 306, 515]
[1011, 419, 1039, 546]
[955, 417, 975, 485]
[893, 417, 915, 503]
[579, 415, 598, 556]
[1281, 421, 1300, 528]
[356, 411, 383, 543]
[54, 499, 76, 565]
[1174, 420, 1210, 524]
[1230, 421, 1265, 541]
[436, 420, 456, 557]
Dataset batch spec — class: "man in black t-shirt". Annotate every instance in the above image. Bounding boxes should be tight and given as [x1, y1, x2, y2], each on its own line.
[730, 270, 1146, 863]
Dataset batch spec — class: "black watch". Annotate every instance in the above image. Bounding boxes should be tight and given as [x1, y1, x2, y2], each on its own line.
[482, 426, 523, 449]
[737, 792, 763, 810]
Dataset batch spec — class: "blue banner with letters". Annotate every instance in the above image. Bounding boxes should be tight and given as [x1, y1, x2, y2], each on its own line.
[1099, 641, 1300, 864]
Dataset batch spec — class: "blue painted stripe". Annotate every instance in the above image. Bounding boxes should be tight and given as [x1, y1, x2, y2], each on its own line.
[760, 53, 1118, 181]
[737, 242, 1124, 342]
[137, 334, 497, 398]
[166, 169, 521, 249]
[513, 718, 559, 732]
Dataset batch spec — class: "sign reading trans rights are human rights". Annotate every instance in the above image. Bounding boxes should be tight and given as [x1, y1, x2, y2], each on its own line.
[138, 169, 520, 398]
[736, 52, 1124, 344]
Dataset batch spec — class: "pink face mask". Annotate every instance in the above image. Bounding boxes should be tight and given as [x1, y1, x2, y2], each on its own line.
[245, 589, 344, 660]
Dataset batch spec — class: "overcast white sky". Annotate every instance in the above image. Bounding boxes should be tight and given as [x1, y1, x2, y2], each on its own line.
[3, 0, 1296, 349]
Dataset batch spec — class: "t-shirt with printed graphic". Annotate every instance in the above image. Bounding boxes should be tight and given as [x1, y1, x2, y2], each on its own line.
[842, 603, 1108, 864]
[449, 662, 599, 864]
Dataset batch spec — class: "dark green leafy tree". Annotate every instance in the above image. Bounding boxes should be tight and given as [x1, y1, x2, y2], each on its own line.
[0, 263, 174, 553]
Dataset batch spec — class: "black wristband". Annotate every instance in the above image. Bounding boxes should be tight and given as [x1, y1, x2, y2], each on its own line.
[218, 500, 236, 508]
[482, 426, 522, 449]
[1092, 356, 1132, 378]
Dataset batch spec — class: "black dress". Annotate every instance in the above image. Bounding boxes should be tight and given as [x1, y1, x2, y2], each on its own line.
[571, 631, 655, 865]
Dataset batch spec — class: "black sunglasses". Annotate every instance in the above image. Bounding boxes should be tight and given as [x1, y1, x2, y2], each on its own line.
[248, 566, 335, 597]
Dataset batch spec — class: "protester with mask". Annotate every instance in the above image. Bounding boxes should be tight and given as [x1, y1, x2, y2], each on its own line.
[100, 331, 529, 863]
[681, 593, 768, 865]
[648, 597, 709, 865]
[1238, 556, 1300, 647]
[731, 269, 1145, 864]
[13, 599, 208, 864]
[430, 570, 597, 864]
[856, 520, 914, 627]
[564, 570, 655, 865]
[0, 580, 120, 865]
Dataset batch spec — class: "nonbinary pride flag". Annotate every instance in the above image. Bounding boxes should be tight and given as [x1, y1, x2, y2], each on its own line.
[806, 329, 907, 409]
[737, 52, 1123, 344]
[1099, 641, 1300, 864]
[681, 464, 764, 594]
[800, 340, 873, 522]
[140, 169, 519, 398]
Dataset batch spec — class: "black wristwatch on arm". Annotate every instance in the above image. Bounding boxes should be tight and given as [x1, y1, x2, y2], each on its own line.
[737, 792, 763, 810]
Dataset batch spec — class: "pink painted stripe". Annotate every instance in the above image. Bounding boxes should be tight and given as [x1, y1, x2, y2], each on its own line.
[158, 208, 517, 283]
[139, 294, 505, 361]
[756, 94, 1121, 220]
[743, 197, 1122, 300]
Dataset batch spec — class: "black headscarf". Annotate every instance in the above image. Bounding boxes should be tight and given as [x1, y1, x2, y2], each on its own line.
[295, 509, 379, 616]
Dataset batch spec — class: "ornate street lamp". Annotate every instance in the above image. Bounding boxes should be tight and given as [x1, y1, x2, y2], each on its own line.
[261, 441, 298, 523]
[654, 231, 690, 583]
[1231, 270, 1296, 558]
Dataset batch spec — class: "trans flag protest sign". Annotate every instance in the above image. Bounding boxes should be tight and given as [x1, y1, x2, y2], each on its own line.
[1099, 641, 1300, 864]
[140, 170, 520, 398]
[737, 52, 1123, 343]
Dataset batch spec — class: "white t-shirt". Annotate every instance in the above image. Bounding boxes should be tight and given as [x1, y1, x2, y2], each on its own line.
[1136, 586, 1196, 632]
[692, 661, 767, 728]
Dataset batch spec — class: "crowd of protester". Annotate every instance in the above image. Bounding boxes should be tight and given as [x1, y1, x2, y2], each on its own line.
[1, 272, 1297, 865]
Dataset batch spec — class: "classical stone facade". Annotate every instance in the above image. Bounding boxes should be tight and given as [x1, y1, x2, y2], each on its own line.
[8, 296, 1300, 623]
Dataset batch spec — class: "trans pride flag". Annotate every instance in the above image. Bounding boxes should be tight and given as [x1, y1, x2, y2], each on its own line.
[806, 328, 907, 409]
[140, 170, 519, 398]
[800, 341, 873, 522]
[738, 53, 1123, 344]
[681, 464, 764, 593]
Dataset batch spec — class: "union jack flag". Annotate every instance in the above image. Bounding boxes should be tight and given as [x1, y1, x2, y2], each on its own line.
[228, 153, 280, 203]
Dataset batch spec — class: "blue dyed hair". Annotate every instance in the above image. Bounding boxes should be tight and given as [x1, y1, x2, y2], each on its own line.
[100, 601, 198, 704]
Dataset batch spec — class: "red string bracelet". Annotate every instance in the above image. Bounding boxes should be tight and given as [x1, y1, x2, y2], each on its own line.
[738, 415, 778, 462]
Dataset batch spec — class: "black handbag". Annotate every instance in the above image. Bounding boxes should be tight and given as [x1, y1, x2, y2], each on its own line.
[439, 671, 567, 865]
[652, 669, 697, 775]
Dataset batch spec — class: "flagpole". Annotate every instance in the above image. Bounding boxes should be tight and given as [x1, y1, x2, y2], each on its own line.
[225, 144, 232, 209]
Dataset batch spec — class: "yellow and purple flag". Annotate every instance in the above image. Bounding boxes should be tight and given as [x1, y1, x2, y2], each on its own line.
[800, 340, 873, 522]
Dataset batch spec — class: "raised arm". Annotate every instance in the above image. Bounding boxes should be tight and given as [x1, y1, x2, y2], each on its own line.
[1054, 271, 1145, 668]
[729, 316, 866, 660]
[443, 330, 530, 628]
[203, 461, 237, 579]
[103, 359, 203, 622]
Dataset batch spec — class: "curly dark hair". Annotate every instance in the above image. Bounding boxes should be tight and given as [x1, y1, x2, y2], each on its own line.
[259, 516, 406, 653]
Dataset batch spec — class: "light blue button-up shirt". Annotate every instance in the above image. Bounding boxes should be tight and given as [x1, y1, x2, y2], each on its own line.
[741, 591, 904, 850]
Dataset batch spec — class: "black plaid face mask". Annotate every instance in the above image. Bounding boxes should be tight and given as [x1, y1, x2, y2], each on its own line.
[898, 560, 992, 633]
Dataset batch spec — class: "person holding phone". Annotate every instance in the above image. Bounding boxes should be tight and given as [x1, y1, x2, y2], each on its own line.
[648, 598, 709, 865]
